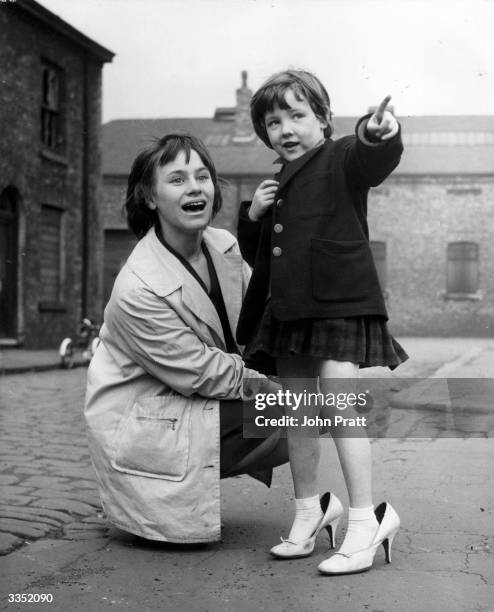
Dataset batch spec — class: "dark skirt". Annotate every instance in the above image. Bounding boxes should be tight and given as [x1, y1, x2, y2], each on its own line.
[220, 399, 288, 486]
[244, 301, 408, 374]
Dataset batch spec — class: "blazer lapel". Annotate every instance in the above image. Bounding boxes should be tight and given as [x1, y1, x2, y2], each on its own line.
[276, 141, 327, 192]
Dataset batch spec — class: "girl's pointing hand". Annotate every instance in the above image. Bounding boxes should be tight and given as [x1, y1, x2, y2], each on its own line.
[366, 95, 399, 141]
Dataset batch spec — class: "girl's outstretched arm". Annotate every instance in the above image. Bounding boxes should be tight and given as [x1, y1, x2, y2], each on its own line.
[342, 96, 403, 187]
[365, 95, 399, 141]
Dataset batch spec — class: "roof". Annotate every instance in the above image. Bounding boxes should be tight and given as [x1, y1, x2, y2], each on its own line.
[16, 0, 114, 62]
[102, 115, 494, 177]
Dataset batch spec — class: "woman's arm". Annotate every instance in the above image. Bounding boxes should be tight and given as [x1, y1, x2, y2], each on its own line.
[105, 283, 275, 400]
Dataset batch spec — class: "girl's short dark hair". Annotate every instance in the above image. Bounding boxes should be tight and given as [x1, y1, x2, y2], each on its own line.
[125, 132, 223, 239]
[250, 70, 333, 148]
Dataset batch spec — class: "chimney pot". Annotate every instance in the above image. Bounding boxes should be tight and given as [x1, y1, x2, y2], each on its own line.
[233, 70, 255, 142]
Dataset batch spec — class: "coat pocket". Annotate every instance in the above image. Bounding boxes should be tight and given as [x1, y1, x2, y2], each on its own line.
[310, 238, 374, 302]
[111, 394, 191, 481]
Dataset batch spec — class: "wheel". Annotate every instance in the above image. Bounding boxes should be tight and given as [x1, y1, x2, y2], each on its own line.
[59, 338, 75, 369]
[82, 337, 100, 364]
[89, 336, 100, 357]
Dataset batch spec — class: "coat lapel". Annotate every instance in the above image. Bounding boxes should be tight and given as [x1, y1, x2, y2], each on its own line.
[127, 227, 241, 349]
[276, 141, 328, 192]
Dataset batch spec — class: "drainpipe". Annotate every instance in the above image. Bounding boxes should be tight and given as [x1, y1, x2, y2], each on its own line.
[81, 52, 90, 318]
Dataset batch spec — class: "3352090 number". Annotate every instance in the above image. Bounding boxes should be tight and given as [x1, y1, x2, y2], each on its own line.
[8, 593, 53, 603]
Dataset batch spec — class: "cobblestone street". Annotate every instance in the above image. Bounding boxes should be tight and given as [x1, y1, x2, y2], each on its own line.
[0, 342, 493, 611]
[0, 370, 107, 555]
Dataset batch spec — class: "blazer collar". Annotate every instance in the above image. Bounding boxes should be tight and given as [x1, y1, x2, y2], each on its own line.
[126, 226, 241, 345]
[276, 141, 328, 192]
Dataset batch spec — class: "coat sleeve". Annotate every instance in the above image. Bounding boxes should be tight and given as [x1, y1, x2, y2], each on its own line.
[237, 201, 262, 268]
[105, 283, 275, 400]
[341, 114, 404, 188]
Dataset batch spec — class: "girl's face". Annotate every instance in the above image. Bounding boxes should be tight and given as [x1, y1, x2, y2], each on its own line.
[149, 149, 215, 239]
[264, 88, 327, 162]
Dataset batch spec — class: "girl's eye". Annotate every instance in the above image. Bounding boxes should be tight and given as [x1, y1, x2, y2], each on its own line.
[198, 175, 210, 182]
[266, 119, 279, 128]
[171, 177, 184, 184]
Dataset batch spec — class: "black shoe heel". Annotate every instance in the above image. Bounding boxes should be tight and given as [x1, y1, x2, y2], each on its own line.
[325, 524, 335, 549]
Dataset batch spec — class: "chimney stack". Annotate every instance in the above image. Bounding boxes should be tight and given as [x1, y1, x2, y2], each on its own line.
[233, 70, 255, 142]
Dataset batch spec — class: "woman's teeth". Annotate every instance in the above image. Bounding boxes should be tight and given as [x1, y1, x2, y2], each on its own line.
[182, 201, 206, 212]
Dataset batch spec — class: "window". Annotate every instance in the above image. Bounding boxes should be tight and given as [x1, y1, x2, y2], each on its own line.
[370, 241, 387, 291]
[39, 205, 64, 306]
[41, 61, 64, 151]
[447, 242, 479, 295]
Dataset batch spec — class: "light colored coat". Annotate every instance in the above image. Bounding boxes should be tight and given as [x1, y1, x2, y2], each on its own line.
[85, 226, 272, 543]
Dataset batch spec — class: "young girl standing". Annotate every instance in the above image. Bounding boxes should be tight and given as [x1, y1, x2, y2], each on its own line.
[237, 70, 408, 575]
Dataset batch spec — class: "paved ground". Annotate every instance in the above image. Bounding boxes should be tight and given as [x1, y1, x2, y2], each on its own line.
[0, 349, 86, 375]
[0, 369, 104, 555]
[0, 338, 493, 611]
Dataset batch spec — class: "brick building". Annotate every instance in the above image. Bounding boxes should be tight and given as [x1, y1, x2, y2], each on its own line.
[101, 73, 494, 336]
[0, 0, 113, 348]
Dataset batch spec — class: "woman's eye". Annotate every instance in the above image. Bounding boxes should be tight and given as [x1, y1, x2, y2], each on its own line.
[171, 177, 183, 184]
[198, 175, 210, 182]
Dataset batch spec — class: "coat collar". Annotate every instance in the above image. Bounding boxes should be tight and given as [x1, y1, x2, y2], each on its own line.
[276, 140, 329, 192]
[126, 226, 241, 346]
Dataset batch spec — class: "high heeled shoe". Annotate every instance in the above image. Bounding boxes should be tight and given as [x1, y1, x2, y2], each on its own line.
[270, 492, 343, 559]
[317, 502, 400, 575]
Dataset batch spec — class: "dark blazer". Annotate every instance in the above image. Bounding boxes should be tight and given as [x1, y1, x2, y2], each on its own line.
[236, 115, 403, 345]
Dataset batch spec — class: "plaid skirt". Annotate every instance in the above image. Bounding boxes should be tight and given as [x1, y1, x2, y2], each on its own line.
[244, 301, 408, 374]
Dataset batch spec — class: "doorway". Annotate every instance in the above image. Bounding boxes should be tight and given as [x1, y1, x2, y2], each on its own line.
[0, 187, 19, 338]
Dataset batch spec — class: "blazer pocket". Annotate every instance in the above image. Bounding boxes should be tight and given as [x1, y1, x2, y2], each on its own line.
[311, 238, 374, 302]
[111, 394, 191, 481]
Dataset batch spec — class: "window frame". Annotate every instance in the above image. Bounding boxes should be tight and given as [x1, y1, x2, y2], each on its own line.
[40, 59, 65, 154]
[38, 203, 66, 312]
[445, 241, 481, 301]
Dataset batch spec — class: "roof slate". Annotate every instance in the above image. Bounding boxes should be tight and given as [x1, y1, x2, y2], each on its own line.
[18, 0, 114, 62]
[102, 115, 494, 176]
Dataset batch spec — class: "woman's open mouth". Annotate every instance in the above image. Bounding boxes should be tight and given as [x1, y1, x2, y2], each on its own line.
[181, 200, 207, 213]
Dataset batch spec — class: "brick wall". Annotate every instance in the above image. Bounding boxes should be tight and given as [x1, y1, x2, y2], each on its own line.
[368, 176, 494, 336]
[0, 6, 106, 348]
[101, 169, 494, 337]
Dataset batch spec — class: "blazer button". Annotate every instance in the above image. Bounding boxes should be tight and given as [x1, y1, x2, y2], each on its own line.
[273, 223, 283, 233]
[276, 198, 283, 207]
[272, 246, 282, 257]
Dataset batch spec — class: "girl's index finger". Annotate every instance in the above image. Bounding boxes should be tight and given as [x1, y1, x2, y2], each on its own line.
[375, 95, 392, 124]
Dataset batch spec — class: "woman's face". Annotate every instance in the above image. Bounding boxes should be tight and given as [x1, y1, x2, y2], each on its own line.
[150, 149, 215, 239]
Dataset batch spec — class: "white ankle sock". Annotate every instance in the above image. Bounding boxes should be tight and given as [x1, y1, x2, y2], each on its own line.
[287, 495, 323, 543]
[338, 505, 379, 555]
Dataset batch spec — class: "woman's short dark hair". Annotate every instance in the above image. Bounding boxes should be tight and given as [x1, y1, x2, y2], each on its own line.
[250, 69, 333, 148]
[125, 132, 223, 239]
